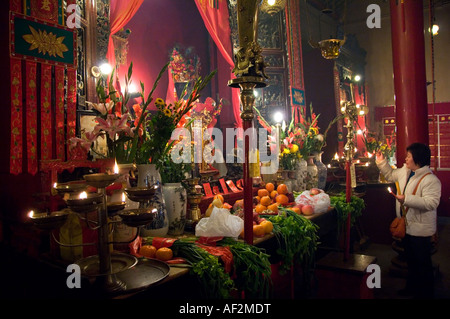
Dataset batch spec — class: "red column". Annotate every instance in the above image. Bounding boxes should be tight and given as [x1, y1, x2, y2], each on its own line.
[390, 0, 429, 165]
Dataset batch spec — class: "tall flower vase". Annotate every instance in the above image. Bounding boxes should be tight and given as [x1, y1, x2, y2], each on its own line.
[295, 158, 308, 192]
[163, 183, 187, 236]
[314, 152, 328, 190]
[306, 156, 318, 190]
[136, 164, 168, 237]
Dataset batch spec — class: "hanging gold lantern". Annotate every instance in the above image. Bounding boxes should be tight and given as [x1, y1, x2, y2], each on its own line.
[310, 36, 346, 60]
[260, 0, 286, 16]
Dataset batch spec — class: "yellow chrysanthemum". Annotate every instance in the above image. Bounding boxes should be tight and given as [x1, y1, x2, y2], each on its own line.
[283, 148, 290, 154]
[290, 144, 299, 153]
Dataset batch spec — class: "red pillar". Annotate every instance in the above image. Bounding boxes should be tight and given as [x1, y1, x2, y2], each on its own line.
[390, 0, 429, 165]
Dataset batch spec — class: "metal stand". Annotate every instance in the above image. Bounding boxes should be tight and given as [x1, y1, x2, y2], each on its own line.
[228, 0, 268, 245]
[31, 173, 169, 295]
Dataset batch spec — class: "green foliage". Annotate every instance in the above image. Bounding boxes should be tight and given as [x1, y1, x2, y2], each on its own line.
[172, 241, 234, 299]
[269, 208, 320, 276]
[218, 238, 272, 299]
[330, 192, 365, 234]
[158, 152, 192, 184]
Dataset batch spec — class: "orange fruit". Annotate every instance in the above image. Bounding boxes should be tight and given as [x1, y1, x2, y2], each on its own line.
[291, 206, 301, 214]
[270, 190, 278, 199]
[155, 247, 173, 261]
[277, 184, 288, 195]
[239, 228, 245, 239]
[253, 224, 265, 237]
[214, 194, 224, 203]
[255, 204, 267, 213]
[265, 182, 275, 193]
[260, 220, 274, 234]
[260, 195, 272, 207]
[258, 189, 269, 198]
[275, 194, 289, 205]
[139, 245, 157, 258]
[267, 203, 279, 213]
[255, 195, 261, 203]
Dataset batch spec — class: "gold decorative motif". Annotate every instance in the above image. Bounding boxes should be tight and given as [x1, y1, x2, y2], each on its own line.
[22, 26, 69, 58]
[293, 90, 304, 104]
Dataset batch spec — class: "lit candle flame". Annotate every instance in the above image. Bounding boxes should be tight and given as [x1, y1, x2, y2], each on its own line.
[53, 182, 57, 188]
[365, 162, 369, 166]
[368, 152, 373, 158]
[387, 187, 392, 193]
[334, 153, 339, 160]
[327, 164, 331, 168]
[79, 191, 88, 199]
[28, 210, 34, 218]
[114, 160, 119, 174]
[122, 192, 126, 202]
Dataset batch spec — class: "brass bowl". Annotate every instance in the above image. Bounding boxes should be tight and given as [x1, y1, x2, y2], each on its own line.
[123, 187, 156, 202]
[118, 208, 157, 227]
[65, 193, 103, 213]
[30, 211, 69, 230]
[83, 173, 119, 188]
[107, 201, 126, 216]
[53, 181, 87, 195]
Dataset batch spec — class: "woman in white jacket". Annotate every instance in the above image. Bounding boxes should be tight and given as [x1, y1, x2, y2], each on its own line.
[376, 143, 441, 299]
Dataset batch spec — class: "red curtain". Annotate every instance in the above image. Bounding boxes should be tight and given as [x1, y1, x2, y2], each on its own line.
[106, 0, 143, 67]
[194, 0, 242, 129]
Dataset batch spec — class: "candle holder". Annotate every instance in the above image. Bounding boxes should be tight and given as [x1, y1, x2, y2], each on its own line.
[53, 181, 87, 197]
[123, 186, 157, 205]
[65, 193, 103, 214]
[185, 177, 202, 232]
[228, 0, 268, 245]
[83, 173, 119, 189]
[106, 201, 126, 216]
[118, 208, 157, 228]
[30, 171, 170, 295]
[29, 210, 69, 230]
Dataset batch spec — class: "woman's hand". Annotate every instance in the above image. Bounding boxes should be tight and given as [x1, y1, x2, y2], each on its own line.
[394, 194, 405, 205]
[375, 151, 384, 161]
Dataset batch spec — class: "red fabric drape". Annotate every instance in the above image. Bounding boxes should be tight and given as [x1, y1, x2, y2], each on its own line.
[106, 0, 143, 67]
[194, 0, 242, 128]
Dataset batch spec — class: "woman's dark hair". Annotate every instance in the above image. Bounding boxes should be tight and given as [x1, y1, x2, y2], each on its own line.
[406, 143, 431, 167]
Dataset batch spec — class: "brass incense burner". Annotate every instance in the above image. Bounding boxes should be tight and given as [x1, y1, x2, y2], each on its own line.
[185, 177, 202, 232]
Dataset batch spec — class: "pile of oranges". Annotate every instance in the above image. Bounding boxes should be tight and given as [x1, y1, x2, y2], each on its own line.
[254, 182, 290, 214]
[139, 245, 173, 261]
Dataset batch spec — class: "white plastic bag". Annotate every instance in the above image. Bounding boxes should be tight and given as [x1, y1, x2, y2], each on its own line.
[195, 206, 244, 238]
[295, 189, 330, 214]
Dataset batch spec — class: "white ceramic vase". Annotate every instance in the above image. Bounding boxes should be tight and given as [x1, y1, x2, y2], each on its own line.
[136, 164, 168, 237]
[163, 182, 187, 236]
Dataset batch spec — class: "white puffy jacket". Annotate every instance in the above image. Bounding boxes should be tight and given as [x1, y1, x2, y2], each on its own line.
[376, 159, 441, 237]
